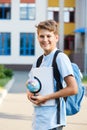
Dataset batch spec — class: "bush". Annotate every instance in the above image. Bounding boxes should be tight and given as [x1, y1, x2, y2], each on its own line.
[4, 68, 13, 78]
[0, 72, 6, 79]
[0, 65, 13, 78]
[0, 65, 4, 72]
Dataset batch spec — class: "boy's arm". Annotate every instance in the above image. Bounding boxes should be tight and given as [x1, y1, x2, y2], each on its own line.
[30, 75, 78, 105]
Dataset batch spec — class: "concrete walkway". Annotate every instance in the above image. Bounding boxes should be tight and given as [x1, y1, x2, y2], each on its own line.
[0, 71, 33, 130]
[63, 96, 87, 130]
[0, 71, 87, 130]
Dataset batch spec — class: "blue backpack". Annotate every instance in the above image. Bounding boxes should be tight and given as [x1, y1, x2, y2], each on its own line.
[36, 50, 85, 116]
[65, 63, 85, 115]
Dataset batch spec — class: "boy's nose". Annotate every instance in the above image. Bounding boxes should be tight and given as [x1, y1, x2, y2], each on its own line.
[43, 36, 48, 41]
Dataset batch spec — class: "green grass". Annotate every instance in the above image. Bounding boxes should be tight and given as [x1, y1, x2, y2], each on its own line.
[0, 77, 11, 88]
[82, 76, 87, 84]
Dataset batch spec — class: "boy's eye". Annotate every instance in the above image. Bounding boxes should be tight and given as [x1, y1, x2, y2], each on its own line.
[39, 35, 44, 38]
[39, 35, 51, 38]
[47, 35, 51, 38]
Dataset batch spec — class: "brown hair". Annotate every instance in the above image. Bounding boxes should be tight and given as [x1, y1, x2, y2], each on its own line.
[36, 20, 58, 35]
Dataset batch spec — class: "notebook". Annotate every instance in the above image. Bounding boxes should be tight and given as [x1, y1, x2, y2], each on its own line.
[31, 67, 56, 106]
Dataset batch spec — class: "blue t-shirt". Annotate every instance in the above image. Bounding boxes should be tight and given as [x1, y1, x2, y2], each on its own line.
[28, 48, 74, 130]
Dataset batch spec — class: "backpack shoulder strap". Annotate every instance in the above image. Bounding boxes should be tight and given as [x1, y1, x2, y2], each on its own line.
[36, 50, 63, 90]
[52, 50, 63, 90]
[52, 50, 64, 124]
[36, 55, 43, 67]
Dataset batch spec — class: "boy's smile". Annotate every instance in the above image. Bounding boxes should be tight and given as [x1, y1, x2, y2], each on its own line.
[38, 29, 59, 55]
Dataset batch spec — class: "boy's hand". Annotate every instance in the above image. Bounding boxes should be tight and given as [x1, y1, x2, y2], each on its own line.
[26, 80, 34, 101]
[27, 90, 34, 101]
[30, 95, 46, 105]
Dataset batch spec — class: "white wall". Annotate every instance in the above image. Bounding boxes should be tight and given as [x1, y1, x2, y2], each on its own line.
[0, 0, 47, 64]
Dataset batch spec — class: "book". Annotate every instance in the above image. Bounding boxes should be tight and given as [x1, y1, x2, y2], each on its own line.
[31, 67, 56, 106]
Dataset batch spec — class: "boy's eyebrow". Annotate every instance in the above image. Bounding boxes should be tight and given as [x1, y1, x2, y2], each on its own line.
[39, 35, 44, 37]
[39, 34, 44, 36]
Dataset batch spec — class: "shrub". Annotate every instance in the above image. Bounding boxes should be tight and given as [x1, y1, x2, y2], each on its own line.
[0, 72, 6, 79]
[0, 65, 4, 72]
[4, 68, 13, 78]
[0, 65, 13, 78]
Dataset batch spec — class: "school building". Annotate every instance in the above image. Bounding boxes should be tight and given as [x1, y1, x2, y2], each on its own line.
[0, 0, 87, 72]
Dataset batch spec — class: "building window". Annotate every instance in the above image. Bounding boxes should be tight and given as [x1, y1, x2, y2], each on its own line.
[64, 35, 74, 50]
[0, 1, 11, 20]
[48, 7, 75, 23]
[70, 11, 74, 22]
[0, 33, 11, 55]
[20, 0, 36, 20]
[48, 11, 59, 22]
[20, 33, 35, 56]
[48, 7, 59, 22]
[64, 8, 75, 23]
[54, 11, 59, 22]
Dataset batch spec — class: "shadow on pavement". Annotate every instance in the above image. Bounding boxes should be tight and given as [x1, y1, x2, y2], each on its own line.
[0, 112, 32, 121]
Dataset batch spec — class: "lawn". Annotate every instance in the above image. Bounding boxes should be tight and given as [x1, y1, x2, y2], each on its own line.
[82, 75, 87, 84]
[0, 77, 11, 88]
[0, 65, 13, 89]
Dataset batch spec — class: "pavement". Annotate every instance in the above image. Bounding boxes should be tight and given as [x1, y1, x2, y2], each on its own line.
[0, 71, 87, 130]
[0, 71, 33, 130]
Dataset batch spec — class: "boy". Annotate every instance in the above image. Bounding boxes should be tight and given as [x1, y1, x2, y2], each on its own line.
[26, 20, 78, 130]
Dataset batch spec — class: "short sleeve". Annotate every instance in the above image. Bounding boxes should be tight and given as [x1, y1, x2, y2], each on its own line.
[56, 52, 74, 79]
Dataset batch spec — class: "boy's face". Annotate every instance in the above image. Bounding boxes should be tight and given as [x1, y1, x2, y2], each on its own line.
[38, 29, 59, 55]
